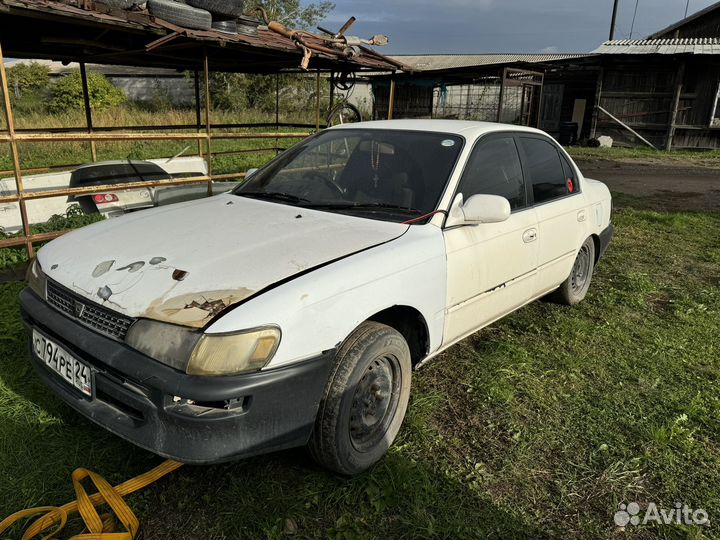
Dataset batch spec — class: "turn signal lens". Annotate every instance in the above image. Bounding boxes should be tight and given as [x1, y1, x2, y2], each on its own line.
[187, 327, 281, 376]
[26, 259, 47, 300]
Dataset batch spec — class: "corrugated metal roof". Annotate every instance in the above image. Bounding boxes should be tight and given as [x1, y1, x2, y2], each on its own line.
[388, 53, 591, 72]
[594, 38, 720, 55]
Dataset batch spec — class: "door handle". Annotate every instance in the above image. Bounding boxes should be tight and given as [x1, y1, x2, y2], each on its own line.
[577, 210, 587, 222]
[522, 228, 537, 243]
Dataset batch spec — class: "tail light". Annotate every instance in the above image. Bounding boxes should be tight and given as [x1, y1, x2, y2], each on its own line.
[93, 194, 119, 204]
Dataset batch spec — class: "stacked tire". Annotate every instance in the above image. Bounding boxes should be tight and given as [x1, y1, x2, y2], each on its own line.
[147, 0, 245, 33]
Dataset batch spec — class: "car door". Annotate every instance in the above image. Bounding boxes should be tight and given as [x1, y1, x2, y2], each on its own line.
[517, 135, 589, 294]
[443, 133, 539, 344]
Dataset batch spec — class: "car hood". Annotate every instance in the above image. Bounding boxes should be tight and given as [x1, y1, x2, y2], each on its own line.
[38, 194, 408, 327]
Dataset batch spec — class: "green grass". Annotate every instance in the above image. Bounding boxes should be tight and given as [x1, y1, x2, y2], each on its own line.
[0, 195, 718, 539]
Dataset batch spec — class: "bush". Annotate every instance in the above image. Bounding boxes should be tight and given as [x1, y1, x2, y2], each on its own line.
[6, 62, 52, 115]
[50, 71, 127, 113]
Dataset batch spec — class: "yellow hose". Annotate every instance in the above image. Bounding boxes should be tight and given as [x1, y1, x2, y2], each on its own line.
[0, 459, 183, 539]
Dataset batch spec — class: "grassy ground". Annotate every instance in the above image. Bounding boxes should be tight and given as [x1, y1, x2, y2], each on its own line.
[0, 191, 718, 539]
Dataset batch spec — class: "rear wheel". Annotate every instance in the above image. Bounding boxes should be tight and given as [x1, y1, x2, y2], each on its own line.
[308, 321, 411, 475]
[548, 237, 596, 305]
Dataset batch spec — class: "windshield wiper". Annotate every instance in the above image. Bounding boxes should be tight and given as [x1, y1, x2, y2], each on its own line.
[303, 202, 422, 214]
[237, 191, 310, 204]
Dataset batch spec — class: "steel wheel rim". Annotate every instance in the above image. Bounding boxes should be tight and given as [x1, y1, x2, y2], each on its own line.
[348, 355, 401, 452]
[570, 244, 592, 294]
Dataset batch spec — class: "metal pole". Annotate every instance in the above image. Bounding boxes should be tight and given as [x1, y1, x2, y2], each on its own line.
[0, 41, 34, 258]
[79, 62, 97, 162]
[194, 70, 203, 158]
[203, 50, 213, 196]
[387, 79, 396, 120]
[496, 68, 507, 123]
[315, 69, 321, 130]
[609, 0, 620, 40]
[597, 105, 657, 149]
[275, 73, 280, 155]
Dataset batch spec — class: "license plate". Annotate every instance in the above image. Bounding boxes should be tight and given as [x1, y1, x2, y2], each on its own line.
[32, 329, 92, 397]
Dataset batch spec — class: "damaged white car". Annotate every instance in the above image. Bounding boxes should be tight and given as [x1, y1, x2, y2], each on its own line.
[22, 120, 613, 475]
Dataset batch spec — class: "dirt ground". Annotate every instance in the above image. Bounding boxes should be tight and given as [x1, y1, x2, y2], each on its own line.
[576, 157, 720, 212]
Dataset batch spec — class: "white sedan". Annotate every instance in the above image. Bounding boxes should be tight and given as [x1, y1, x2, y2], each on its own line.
[22, 120, 612, 475]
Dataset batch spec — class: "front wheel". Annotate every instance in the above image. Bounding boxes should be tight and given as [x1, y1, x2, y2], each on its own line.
[548, 236, 596, 305]
[308, 321, 411, 475]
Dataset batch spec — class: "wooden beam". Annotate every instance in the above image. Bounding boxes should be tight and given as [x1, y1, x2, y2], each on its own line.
[665, 60, 686, 151]
[388, 79, 396, 120]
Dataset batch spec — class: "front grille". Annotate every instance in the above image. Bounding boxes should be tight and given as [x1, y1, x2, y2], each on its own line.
[46, 280, 135, 340]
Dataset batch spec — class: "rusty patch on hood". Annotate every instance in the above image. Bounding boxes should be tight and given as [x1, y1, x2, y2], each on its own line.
[143, 288, 255, 327]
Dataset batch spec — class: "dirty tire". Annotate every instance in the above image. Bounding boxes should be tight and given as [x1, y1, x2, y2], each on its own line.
[308, 321, 411, 476]
[147, 0, 212, 30]
[548, 236, 596, 306]
[186, 0, 244, 17]
[211, 17, 238, 33]
[96, 0, 140, 9]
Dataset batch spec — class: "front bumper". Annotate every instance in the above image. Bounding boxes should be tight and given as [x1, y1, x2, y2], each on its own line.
[20, 288, 335, 464]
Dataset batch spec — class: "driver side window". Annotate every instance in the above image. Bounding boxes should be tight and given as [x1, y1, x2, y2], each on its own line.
[457, 136, 527, 211]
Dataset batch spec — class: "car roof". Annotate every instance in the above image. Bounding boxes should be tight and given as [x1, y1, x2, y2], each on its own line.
[328, 119, 548, 138]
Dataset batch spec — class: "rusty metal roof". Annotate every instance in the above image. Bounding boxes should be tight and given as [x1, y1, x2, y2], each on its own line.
[0, 0, 402, 72]
[593, 38, 720, 55]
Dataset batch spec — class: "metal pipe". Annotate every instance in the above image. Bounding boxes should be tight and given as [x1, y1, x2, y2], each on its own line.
[79, 62, 97, 162]
[0, 132, 308, 142]
[0, 40, 34, 258]
[387, 79, 396, 120]
[315, 69, 321, 130]
[609, 0, 620, 41]
[194, 70, 203, 158]
[203, 49, 213, 196]
[598, 105, 657, 149]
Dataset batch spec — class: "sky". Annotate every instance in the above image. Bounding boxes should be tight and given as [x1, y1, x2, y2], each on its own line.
[319, 0, 719, 54]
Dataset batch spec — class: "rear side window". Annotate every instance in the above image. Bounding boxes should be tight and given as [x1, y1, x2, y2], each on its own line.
[457, 136, 526, 210]
[520, 137, 572, 204]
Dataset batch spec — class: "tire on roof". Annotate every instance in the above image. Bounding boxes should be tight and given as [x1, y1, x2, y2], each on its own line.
[186, 0, 245, 17]
[211, 18, 238, 34]
[147, 0, 212, 30]
[97, 0, 142, 8]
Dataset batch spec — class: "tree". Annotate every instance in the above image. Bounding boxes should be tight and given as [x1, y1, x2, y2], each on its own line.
[208, 0, 335, 114]
[6, 62, 50, 98]
[50, 70, 126, 113]
[245, 0, 334, 30]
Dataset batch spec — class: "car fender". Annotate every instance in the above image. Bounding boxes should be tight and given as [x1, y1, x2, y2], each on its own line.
[205, 224, 448, 369]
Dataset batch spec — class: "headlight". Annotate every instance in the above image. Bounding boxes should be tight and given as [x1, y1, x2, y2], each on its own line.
[186, 327, 281, 376]
[26, 259, 47, 300]
[125, 319, 202, 371]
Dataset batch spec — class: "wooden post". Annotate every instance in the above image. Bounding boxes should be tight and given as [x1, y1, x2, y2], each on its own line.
[387, 79, 396, 120]
[590, 66, 604, 139]
[665, 60, 686, 151]
[0, 41, 33, 258]
[79, 62, 97, 162]
[194, 70, 203, 158]
[496, 68, 507, 123]
[203, 50, 213, 196]
[315, 69, 321, 130]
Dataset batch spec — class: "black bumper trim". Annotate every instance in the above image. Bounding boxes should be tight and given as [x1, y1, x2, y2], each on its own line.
[21, 288, 335, 464]
[598, 223, 614, 261]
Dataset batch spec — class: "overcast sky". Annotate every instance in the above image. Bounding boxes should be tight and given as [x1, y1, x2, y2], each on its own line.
[320, 0, 718, 54]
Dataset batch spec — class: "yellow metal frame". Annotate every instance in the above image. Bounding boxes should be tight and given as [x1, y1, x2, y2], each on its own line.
[0, 44, 316, 257]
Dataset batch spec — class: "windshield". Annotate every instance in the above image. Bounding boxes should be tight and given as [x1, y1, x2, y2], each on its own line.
[234, 129, 464, 223]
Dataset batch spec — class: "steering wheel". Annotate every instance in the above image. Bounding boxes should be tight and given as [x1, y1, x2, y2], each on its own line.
[302, 171, 345, 199]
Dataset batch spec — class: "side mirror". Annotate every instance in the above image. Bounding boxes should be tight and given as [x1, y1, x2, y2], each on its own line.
[461, 194, 511, 224]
